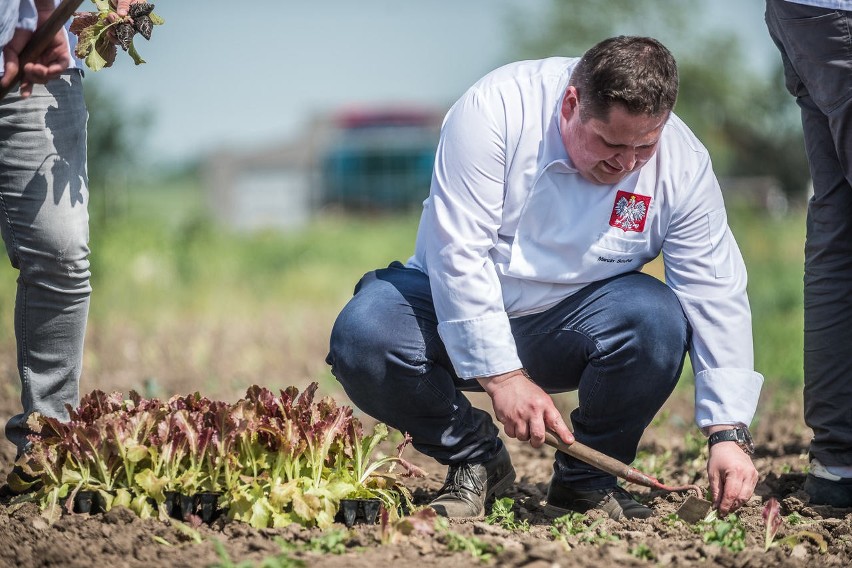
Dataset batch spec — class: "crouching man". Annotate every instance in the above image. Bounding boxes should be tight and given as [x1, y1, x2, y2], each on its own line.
[326, 36, 763, 520]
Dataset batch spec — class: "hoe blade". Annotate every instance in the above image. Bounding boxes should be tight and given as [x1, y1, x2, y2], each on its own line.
[676, 495, 713, 524]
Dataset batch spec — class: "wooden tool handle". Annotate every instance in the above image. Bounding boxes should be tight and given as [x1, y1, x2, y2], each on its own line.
[0, 0, 86, 99]
[544, 431, 633, 480]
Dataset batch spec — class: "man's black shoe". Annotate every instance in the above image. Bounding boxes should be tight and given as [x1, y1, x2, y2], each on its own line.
[804, 474, 852, 508]
[0, 465, 43, 498]
[545, 481, 652, 520]
[428, 445, 516, 518]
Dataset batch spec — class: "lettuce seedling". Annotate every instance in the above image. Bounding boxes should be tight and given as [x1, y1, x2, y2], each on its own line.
[762, 497, 828, 553]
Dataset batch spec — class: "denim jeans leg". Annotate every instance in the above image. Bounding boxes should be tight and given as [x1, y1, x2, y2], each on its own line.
[326, 262, 503, 465]
[0, 71, 90, 455]
[513, 272, 690, 489]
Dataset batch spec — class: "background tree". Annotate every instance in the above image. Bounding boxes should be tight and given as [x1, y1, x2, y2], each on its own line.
[508, 0, 809, 202]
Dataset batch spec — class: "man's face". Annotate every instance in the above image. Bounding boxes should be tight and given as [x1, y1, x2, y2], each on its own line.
[559, 86, 668, 185]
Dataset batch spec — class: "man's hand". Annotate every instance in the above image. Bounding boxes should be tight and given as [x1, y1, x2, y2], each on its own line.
[706, 430, 759, 515]
[477, 369, 574, 448]
[114, 1, 142, 18]
[1, 7, 70, 98]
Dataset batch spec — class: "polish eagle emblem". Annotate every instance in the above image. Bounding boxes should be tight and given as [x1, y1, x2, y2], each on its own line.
[609, 191, 651, 232]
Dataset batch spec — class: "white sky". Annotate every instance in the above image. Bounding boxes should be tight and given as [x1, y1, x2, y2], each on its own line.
[83, 0, 778, 167]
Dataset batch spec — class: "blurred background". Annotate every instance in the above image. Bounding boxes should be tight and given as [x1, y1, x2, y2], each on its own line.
[0, 0, 807, 423]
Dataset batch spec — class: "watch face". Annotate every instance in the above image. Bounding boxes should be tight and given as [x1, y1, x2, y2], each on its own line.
[736, 428, 755, 455]
[709, 428, 755, 455]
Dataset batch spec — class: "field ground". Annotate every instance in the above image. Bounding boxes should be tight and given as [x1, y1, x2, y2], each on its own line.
[0, 184, 849, 566]
[1, 387, 850, 567]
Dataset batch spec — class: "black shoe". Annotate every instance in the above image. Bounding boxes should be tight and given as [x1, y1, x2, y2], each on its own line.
[804, 474, 852, 508]
[428, 445, 516, 518]
[0, 465, 43, 498]
[545, 480, 652, 520]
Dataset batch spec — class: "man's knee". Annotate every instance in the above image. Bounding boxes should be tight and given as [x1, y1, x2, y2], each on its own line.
[15, 233, 91, 295]
[613, 274, 689, 367]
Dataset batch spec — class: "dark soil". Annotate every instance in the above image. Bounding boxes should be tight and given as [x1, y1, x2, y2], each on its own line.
[1, 386, 850, 568]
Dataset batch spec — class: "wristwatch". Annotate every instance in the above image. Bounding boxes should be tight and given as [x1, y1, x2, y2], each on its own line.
[707, 427, 755, 455]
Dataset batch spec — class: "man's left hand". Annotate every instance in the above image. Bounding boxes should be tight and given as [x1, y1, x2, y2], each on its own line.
[707, 440, 758, 515]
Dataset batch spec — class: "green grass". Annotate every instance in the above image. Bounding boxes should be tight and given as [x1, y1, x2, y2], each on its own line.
[729, 205, 805, 389]
[0, 178, 806, 394]
[82, 179, 420, 328]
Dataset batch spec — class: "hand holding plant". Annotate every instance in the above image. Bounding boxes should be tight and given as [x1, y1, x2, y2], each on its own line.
[70, 1, 164, 70]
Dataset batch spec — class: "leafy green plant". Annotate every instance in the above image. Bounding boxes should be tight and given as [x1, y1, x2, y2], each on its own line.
[17, 383, 421, 529]
[694, 511, 747, 552]
[70, 0, 165, 70]
[632, 449, 672, 480]
[550, 511, 619, 546]
[663, 513, 682, 527]
[630, 543, 655, 560]
[436, 517, 502, 563]
[485, 497, 530, 532]
[212, 539, 306, 568]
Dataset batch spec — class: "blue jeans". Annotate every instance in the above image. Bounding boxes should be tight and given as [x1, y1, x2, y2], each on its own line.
[0, 71, 90, 456]
[766, 0, 852, 467]
[327, 262, 690, 489]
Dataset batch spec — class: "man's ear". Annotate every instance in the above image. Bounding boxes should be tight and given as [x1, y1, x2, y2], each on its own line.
[562, 86, 580, 119]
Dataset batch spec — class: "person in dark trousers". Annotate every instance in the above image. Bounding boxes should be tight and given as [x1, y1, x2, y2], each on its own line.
[765, 0, 852, 508]
[327, 36, 763, 521]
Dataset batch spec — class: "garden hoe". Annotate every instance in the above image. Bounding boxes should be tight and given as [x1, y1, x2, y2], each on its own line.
[543, 431, 713, 522]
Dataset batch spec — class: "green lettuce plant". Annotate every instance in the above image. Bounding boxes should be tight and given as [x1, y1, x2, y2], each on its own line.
[15, 383, 424, 529]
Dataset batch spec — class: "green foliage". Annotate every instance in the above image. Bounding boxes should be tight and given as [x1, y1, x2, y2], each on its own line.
[213, 539, 306, 568]
[550, 511, 619, 546]
[214, 530, 354, 568]
[82, 180, 420, 327]
[694, 512, 747, 552]
[17, 384, 417, 528]
[436, 517, 502, 563]
[485, 497, 530, 532]
[70, 2, 165, 70]
[630, 543, 655, 560]
[728, 206, 806, 388]
[631, 449, 672, 480]
[509, 0, 808, 199]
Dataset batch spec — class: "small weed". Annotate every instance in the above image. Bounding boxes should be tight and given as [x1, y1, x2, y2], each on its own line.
[694, 511, 747, 552]
[550, 511, 619, 546]
[303, 530, 349, 554]
[663, 513, 682, 527]
[485, 497, 530, 532]
[630, 543, 655, 560]
[212, 539, 299, 568]
[436, 517, 502, 563]
[220, 531, 349, 568]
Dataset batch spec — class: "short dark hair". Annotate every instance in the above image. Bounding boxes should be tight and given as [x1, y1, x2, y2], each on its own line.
[569, 36, 678, 122]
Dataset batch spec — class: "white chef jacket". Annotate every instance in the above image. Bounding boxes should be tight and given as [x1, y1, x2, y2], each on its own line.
[407, 57, 764, 430]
